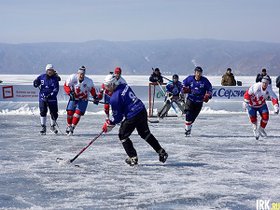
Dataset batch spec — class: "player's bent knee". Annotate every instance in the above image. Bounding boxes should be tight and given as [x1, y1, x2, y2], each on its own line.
[250, 116, 257, 123]
[262, 112, 269, 121]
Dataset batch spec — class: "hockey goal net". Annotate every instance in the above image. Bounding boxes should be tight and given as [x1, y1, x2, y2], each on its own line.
[148, 82, 182, 117]
[148, 83, 185, 118]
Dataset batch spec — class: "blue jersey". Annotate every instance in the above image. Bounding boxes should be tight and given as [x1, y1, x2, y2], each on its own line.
[109, 84, 145, 124]
[166, 81, 183, 96]
[182, 75, 212, 103]
[34, 74, 59, 102]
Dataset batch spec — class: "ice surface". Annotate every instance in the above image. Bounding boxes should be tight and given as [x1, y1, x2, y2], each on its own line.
[0, 74, 279, 209]
[0, 112, 279, 209]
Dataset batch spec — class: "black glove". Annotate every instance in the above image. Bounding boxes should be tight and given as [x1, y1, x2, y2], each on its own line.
[69, 92, 75, 101]
[33, 79, 40, 88]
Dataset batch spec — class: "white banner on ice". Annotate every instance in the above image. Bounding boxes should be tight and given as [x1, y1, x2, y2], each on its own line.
[0, 84, 249, 102]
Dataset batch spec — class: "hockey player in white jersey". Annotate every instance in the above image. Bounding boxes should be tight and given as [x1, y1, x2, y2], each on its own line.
[64, 66, 99, 135]
[243, 76, 279, 139]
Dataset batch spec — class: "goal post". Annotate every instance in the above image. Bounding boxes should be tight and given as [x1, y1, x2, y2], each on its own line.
[148, 82, 166, 117]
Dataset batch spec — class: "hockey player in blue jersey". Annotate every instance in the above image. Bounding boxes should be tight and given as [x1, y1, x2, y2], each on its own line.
[182, 66, 212, 136]
[158, 74, 185, 118]
[101, 74, 168, 166]
[33, 64, 60, 135]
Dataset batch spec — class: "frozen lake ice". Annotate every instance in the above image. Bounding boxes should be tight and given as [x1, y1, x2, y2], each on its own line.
[0, 112, 279, 210]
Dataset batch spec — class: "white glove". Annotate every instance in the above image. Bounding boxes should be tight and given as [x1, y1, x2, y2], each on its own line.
[242, 101, 249, 111]
[274, 104, 279, 114]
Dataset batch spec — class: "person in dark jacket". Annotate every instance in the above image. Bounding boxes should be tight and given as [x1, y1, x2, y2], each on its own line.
[256, 68, 271, 84]
[221, 68, 236, 86]
[33, 64, 60, 135]
[149, 68, 163, 83]
[181, 66, 212, 137]
[101, 74, 168, 166]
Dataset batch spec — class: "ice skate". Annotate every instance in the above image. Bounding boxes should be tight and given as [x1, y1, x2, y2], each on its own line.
[185, 129, 191, 137]
[259, 127, 267, 137]
[50, 125, 58, 134]
[40, 125, 46, 135]
[66, 125, 74, 136]
[185, 124, 192, 137]
[253, 128, 260, 140]
[252, 124, 260, 140]
[125, 156, 138, 166]
[158, 148, 168, 163]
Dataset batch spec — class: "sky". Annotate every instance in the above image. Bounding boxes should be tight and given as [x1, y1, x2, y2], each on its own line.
[0, 0, 280, 44]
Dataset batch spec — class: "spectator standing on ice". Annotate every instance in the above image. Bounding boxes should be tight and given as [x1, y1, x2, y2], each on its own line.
[276, 75, 280, 100]
[149, 68, 163, 83]
[64, 66, 99, 135]
[101, 74, 168, 166]
[221, 68, 236, 86]
[181, 66, 212, 137]
[33, 64, 60, 135]
[157, 74, 185, 118]
[243, 76, 279, 140]
[256, 68, 271, 84]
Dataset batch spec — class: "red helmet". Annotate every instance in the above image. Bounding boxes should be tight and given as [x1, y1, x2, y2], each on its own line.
[114, 67, 122, 74]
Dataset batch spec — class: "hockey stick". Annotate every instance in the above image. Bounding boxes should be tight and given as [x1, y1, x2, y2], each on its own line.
[56, 130, 104, 164]
[161, 75, 172, 82]
[51, 117, 65, 135]
[88, 99, 106, 104]
[151, 83, 156, 116]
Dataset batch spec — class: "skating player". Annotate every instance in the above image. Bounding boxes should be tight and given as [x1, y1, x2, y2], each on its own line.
[243, 76, 279, 139]
[101, 74, 168, 166]
[64, 66, 98, 135]
[181, 66, 212, 136]
[33, 64, 60, 135]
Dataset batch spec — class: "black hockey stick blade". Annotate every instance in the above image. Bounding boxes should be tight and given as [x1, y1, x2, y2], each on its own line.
[56, 157, 80, 167]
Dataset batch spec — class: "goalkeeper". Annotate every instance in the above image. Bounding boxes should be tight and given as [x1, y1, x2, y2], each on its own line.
[158, 74, 185, 118]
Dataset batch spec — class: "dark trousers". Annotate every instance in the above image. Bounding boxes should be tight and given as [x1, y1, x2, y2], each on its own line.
[119, 109, 162, 157]
[39, 100, 58, 120]
[184, 99, 203, 123]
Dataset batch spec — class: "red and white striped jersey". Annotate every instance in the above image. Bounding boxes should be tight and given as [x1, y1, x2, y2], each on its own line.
[244, 82, 278, 108]
[64, 74, 96, 100]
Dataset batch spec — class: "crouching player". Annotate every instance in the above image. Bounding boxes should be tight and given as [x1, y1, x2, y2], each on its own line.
[243, 76, 279, 139]
[101, 74, 168, 166]
[64, 66, 98, 135]
[158, 74, 185, 118]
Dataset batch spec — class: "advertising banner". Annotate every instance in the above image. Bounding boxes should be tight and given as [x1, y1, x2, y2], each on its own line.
[0, 84, 250, 102]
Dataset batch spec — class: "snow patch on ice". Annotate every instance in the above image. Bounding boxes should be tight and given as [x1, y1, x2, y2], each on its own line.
[201, 107, 244, 114]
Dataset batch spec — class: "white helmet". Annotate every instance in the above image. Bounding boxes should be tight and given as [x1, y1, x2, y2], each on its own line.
[45, 64, 54, 71]
[104, 74, 119, 86]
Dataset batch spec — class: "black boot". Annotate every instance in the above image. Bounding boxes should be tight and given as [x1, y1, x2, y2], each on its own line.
[40, 125, 46, 135]
[158, 148, 168, 163]
[50, 125, 58, 134]
[125, 156, 138, 166]
[122, 138, 137, 158]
